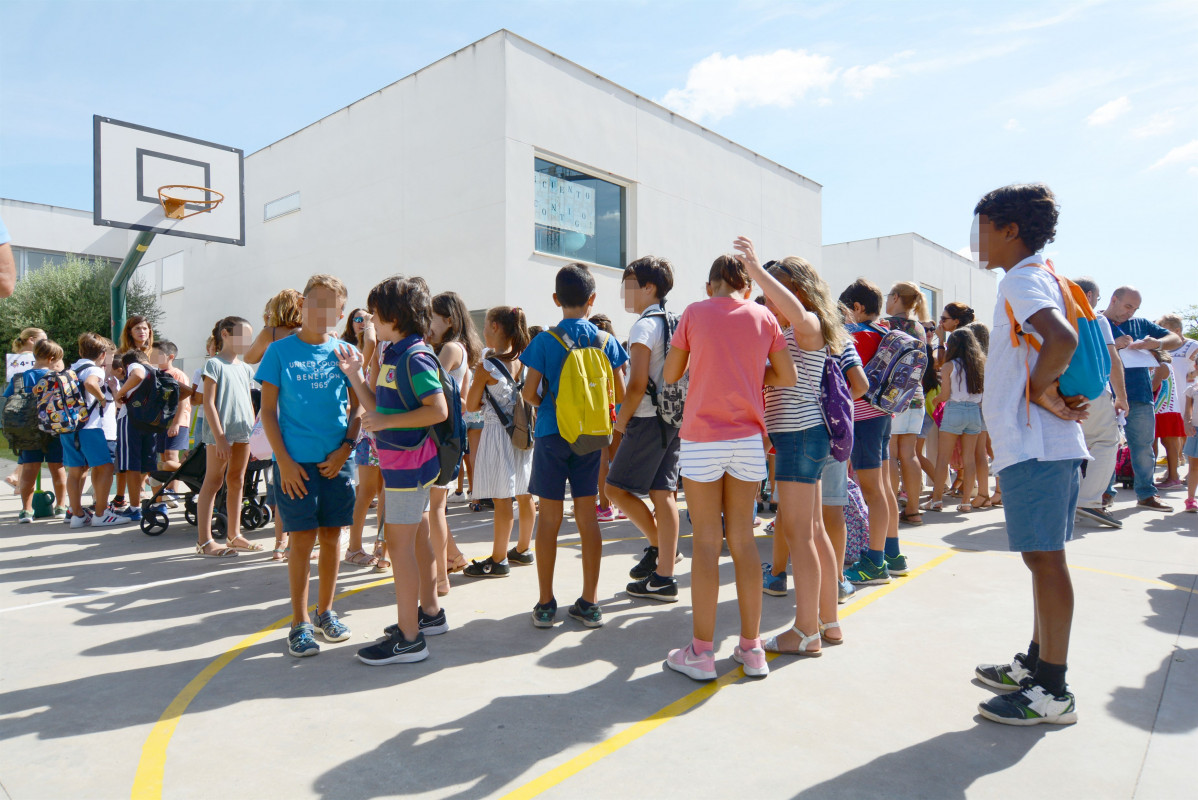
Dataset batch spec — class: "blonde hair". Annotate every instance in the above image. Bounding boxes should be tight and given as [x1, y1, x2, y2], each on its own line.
[303, 274, 348, 303]
[768, 257, 847, 354]
[889, 281, 930, 322]
[1157, 314, 1183, 335]
[12, 328, 45, 352]
[266, 289, 303, 329]
[33, 339, 64, 364]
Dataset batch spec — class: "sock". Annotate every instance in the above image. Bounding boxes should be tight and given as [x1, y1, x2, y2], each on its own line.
[884, 537, 902, 558]
[575, 597, 594, 611]
[691, 637, 714, 655]
[1025, 641, 1040, 671]
[650, 571, 674, 584]
[1034, 660, 1067, 696]
[866, 549, 885, 567]
[739, 635, 761, 652]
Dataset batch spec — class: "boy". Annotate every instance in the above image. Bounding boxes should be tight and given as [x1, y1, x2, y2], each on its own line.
[61, 333, 121, 528]
[150, 340, 192, 505]
[257, 274, 362, 657]
[607, 256, 682, 602]
[839, 279, 905, 585]
[973, 183, 1088, 726]
[522, 263, 628, 628]
[112, 350, 159, 522]
[4, 339, 68, 521]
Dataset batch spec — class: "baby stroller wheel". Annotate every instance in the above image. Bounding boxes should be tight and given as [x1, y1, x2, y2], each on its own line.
[184, 496, 198, 526]
[261, 504, 273, 524]
[213, 512, 228, 540]
[141, 508, 169, 536]
[242, 503, 265, 530]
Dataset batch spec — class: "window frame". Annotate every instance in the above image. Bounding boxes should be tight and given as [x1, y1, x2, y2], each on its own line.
[532, 153, 628, 272]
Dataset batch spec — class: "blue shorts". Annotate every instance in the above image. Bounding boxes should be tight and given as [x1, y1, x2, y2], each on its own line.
[61, 429, 113, 469]
[940, 401, 983, 436]
[850, 415, 891, 471]
[272, 460, 356, 533]
[771, 425, 830, 484]
[528, 433, 601, 502]
[116, 415, 157, 473]
[820, 455, 848, 506]
[998, 459, 1083, 552]
[1183, 434, 1197, 460]
[18, 437, 63, 465]
[156, 427, 190, 453]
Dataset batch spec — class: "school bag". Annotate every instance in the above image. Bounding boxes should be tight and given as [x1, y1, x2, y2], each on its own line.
[33, 369, 92, 436]
[483, 357, 535, 451]
[820, 353, 855, 462]
[3, 373, 51, 452]
[641, 309, 688, 429]
[862, 324, 928, 415]
[1004, 260, 1111, 403]
[546, 326, 616, 455]
[125, 367, 180, 434]
[402, 343, 466, 485]
[843, 477, 870, 565]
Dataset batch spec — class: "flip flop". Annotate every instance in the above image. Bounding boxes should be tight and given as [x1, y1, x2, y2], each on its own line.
[196, 539, 238, 558]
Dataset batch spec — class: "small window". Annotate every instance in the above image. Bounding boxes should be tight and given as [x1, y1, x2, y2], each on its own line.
[920, 285, 939, 320]
[161, 251, 184, 293]
[534, 157, 625, 269]
[133, 260, 157, 295]
[264, 192, 301, 221]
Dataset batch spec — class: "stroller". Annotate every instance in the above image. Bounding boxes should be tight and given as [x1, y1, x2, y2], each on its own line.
[140, 444, 274, 538]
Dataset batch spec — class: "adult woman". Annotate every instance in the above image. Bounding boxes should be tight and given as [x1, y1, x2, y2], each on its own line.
[885, 282, 930, 524]
[933, 302, 975, 367]
[245, 289, 302, 365]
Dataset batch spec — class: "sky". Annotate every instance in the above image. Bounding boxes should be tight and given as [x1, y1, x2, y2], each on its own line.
[1, 0, 1195, 320]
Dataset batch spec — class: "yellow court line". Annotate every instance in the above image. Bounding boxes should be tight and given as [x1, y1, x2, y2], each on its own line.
[500, 549, 959, 800]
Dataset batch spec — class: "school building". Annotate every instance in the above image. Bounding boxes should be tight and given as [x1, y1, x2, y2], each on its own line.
[3, 30, 994, 371]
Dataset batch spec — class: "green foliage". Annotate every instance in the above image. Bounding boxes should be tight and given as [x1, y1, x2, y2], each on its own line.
[1177, 304, 1198, 341]
[0, 254, 162, 365]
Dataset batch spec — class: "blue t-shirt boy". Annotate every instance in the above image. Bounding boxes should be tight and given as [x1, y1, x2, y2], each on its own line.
[521, 318, 628, 438]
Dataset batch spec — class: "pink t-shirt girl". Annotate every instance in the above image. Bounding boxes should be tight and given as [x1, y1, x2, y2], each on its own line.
[672, 296, 787, 442]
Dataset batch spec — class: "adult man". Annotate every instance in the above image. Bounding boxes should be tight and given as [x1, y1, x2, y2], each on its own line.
[1104, 287, 1184, 511]
[1072, 278, 1127, 527]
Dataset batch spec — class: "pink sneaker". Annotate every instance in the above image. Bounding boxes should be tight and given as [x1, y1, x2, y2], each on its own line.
[595, 506, 617, 522]
[665, 644, 716, 681]
[733, 645, 770, 678]
[1185, 499, 1197, 513]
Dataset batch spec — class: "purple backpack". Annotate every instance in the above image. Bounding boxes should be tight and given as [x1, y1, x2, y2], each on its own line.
[799, 348, 854, 462]
[843, 476, 870, 565]
[863, 324, 928, 415]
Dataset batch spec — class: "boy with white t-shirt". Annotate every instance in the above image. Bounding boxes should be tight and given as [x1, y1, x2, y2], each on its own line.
[972, 183, 1090, 726]
[61, 333, 121, 528]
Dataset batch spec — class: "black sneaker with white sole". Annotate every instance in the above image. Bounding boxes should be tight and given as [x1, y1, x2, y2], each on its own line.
[626, 572, 679, 603]
[507, 546, 534, 566]
[463, 556, 511, 578]
[629, 547, 683, 580]
[357, 630, 429, 665]
[384, 606, 449, 638]
[1075, 506, 1122, 528]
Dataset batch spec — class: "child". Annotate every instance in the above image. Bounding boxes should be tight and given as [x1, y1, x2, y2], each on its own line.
[190, 336, 216, 446]
[521, 263, 628, 629]
[922, 328, 986, 512]
[246, 289, 303, 365]
[607, 256, 683, 601]
[344, 309, 383, 568]
[338, 276, 449, 665]
[257, 274, 362, 657]
[61, 333, 119, 528]
[4, 339, 68, 521]
[150, 340, 192, 504]
[195, 316, 258, 558]
[663, 245, 795, 680]
[885, 282, 931, 523]
[111, 349, 158, 522]
[5, 328, 46, 492]
[1182, 368, 1197, 512]
[589, 313, 626, 523]
[462, 306, 536, 578]
[973, 183, 1087, 726]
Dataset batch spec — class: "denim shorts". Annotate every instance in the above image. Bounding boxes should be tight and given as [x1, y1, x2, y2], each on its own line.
[1184, 434, 1198, 460]
[18, 436, 64, 465]
[820, 455, 848, 506]
[850, 415, 891, 471]
[61, 429, 112, 469]
[940, 401, 984, 436]
[918, 411, 935, 439]
[272, 459, 356, 533]
[998, 458, 1083, 552]
[771, 425, 830, 484]
[891, 405, 924, 436]
[528, 433, 601, 501]
[156, 427, 190, 453]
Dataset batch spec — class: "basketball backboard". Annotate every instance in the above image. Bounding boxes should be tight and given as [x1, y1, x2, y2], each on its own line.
[93, 116, 244, 245]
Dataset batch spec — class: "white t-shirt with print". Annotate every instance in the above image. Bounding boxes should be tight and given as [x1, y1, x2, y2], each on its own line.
[983, 256, 1090, 474]
[70, 359, 107, 432]
[1161, 339, 1198, 414]
[627, 305, 668, 418]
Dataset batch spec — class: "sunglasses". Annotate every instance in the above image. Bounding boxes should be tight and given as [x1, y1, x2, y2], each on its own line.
[353, 316, 365, 323]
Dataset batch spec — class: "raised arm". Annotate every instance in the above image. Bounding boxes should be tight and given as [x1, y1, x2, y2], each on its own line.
[733, 236, 823, 349]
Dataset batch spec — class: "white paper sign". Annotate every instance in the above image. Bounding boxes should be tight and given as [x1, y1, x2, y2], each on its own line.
[534, 174, 595, 236]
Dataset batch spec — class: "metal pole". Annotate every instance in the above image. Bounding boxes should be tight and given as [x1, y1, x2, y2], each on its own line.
[110, 230, 155, 343]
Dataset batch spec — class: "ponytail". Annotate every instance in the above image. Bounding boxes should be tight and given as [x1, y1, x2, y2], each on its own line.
[212, 316, 250, 354]
[708, 254, 750, 291]
[486, 306, 530, 359]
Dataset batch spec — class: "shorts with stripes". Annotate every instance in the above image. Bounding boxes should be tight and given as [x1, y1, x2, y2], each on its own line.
[678, 435, 768, 484]
[116, 415, 158, 473]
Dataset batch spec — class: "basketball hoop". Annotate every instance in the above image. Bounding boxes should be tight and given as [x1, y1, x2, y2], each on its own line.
[157, 185, 225, 220]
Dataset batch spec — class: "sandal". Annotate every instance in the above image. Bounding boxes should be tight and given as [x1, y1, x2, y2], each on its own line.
[271, 545, 287, 561]
[956, 503, 974, 513]
[196, 539, 238, 558]
[437, 577, 450, 597]
[970, 495, 992, 509]
[373, 559, 392, 574]
[819, 619, 844, 646]
[226, 535, 264, 552]
[344, 548, 378, 566]
[763, 625, 822, 657]
[919, 499, 943, 512]
[991, 491, 1003, 507]
[899, 511, 924, 526]
[447, 553, 468, 574]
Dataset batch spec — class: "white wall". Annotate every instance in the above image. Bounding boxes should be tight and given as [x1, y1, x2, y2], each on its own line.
[1, 198, 137, 259]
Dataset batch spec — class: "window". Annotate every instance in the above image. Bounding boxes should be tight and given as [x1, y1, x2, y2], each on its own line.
[534, 157, 625, 270]
[920, 285, 939, 320]
[11, 247, 119, 279]
[264, 192, 301, 221]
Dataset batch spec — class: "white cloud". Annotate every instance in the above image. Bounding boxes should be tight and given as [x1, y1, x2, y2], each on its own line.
[1132, 111, 1177, 138]
[660, 49, 841, 121]
[1005, 118, 1023, 132]
[1150, 139, 1198, 170]
[1086, 96, 1131, 125]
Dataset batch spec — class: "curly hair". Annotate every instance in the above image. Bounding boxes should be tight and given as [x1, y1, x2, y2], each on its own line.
[769, 257, 847, 354]
[368, 276, 431, 339]
[266, 289, 303, 329]
[973, 183, 1059, 253]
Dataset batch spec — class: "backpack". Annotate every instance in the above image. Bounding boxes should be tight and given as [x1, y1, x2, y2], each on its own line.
[843, 476, 870, 565]
[798, 349, 855, 462]
[546, 326, 615, 455]
[33, 369, 92, 436]
[641, 309, 688, 428]
[125, 367, 180, 434]
[3, 373, 51, 451]
[402, 343, 466, 485]
[862, 324, 928, 415]
[483, 357, 535, 451]
[1004, 260, 1111, 404]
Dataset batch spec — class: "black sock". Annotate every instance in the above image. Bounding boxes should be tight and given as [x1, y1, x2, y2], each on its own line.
[1025, 641, 1040, 671]
[575, 598, 594, 611]
[1034, 660, 1067, 696]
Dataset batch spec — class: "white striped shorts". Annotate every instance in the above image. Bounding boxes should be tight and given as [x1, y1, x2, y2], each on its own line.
[678, 435, 768, 483]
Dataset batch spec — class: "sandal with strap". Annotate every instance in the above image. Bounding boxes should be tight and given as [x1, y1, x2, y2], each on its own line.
[956, 503, 975, 513]
[227, 535, 264, 552]
[196, 539, 238, 558]
[344, 548, 378, 566]
[763, 625, 822, 657]
[271, 545, 287, 562]
[447, 553, 468, 574]
[899, 511, 924, 526]
[970, 495, 993, 509]
[919, 499, 943, 512]
[373, 559, 392, 574]
[819, 619, 844, 646]
[990, 491, 1003, 507]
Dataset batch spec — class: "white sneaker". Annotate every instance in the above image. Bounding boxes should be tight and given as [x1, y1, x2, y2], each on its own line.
[93, 510, 126, 527]
[69, 511, 93, 529]
[447, 491, 469, 505]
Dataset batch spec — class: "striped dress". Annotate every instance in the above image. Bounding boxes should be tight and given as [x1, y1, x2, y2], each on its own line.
[471, 359, 533, 500]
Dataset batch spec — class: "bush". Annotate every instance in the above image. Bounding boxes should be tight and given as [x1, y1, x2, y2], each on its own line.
[0, 254, 162, 365]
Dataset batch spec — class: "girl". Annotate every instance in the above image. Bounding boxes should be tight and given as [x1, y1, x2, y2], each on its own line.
[754, 251, 846, 657]
[194, 316, 258, 557]
[245, 289, 302, 365]
[1182, 361, 1197, 513]
[4, 339, 68, 521]
[1154, 314, 1198, 488]
[922, 327, 986, 513]
[663, 242, 796, 681]
[462, 306, 536, 578]
[344, 309, 386, 568]
[885, 282, 930, 524]
[965, 321, 995, 507]
[428, 291, 480, 591]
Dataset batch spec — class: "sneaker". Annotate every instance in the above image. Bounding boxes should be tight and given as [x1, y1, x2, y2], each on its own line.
[1138, 496, 1173, 512]
[531, 599, 558, 628]
[732, 645, 770, 678]
[357, 630, 428, 665]
[975, 653, 1034, 690]
[665, 643, 716, 681]
[885, 553, 909, 576]
[69, 509, 94, 529]
[1157, 478, 1185, 489]
[109, 497, 127, 512]
[838, 579, 857, 604]
[120, 506, 142, 522]
[568, 599, 604, 628]
[447, 491, 469, 505]
[613, 507, 628, 520]
[626, 572, 679, 603]
[384, 606, 449, 638]
[1185, 499, 1197, 513]
[507, 546, 534, 566]
[52, 506, 67, 520]
[1075, 505, 1122, 528]
[844, 557, 891, 586]
[17, 511, 32, 524]
[630, 546, 660, 580]
[977, 680, 1077, 726]
[595, 505, 617, 522]
[1102, 492, 1114, 508]
[93, 510, 126, 527]
[287, 623, 320, 657]
[312, 609, 351, 642]
[761, 562, 788, 596]
[463, 556, 511, 578]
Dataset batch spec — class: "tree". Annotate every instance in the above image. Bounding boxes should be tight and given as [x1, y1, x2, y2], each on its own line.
[0, 254, 162, 365]
[1177, 304, 1198, 341]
